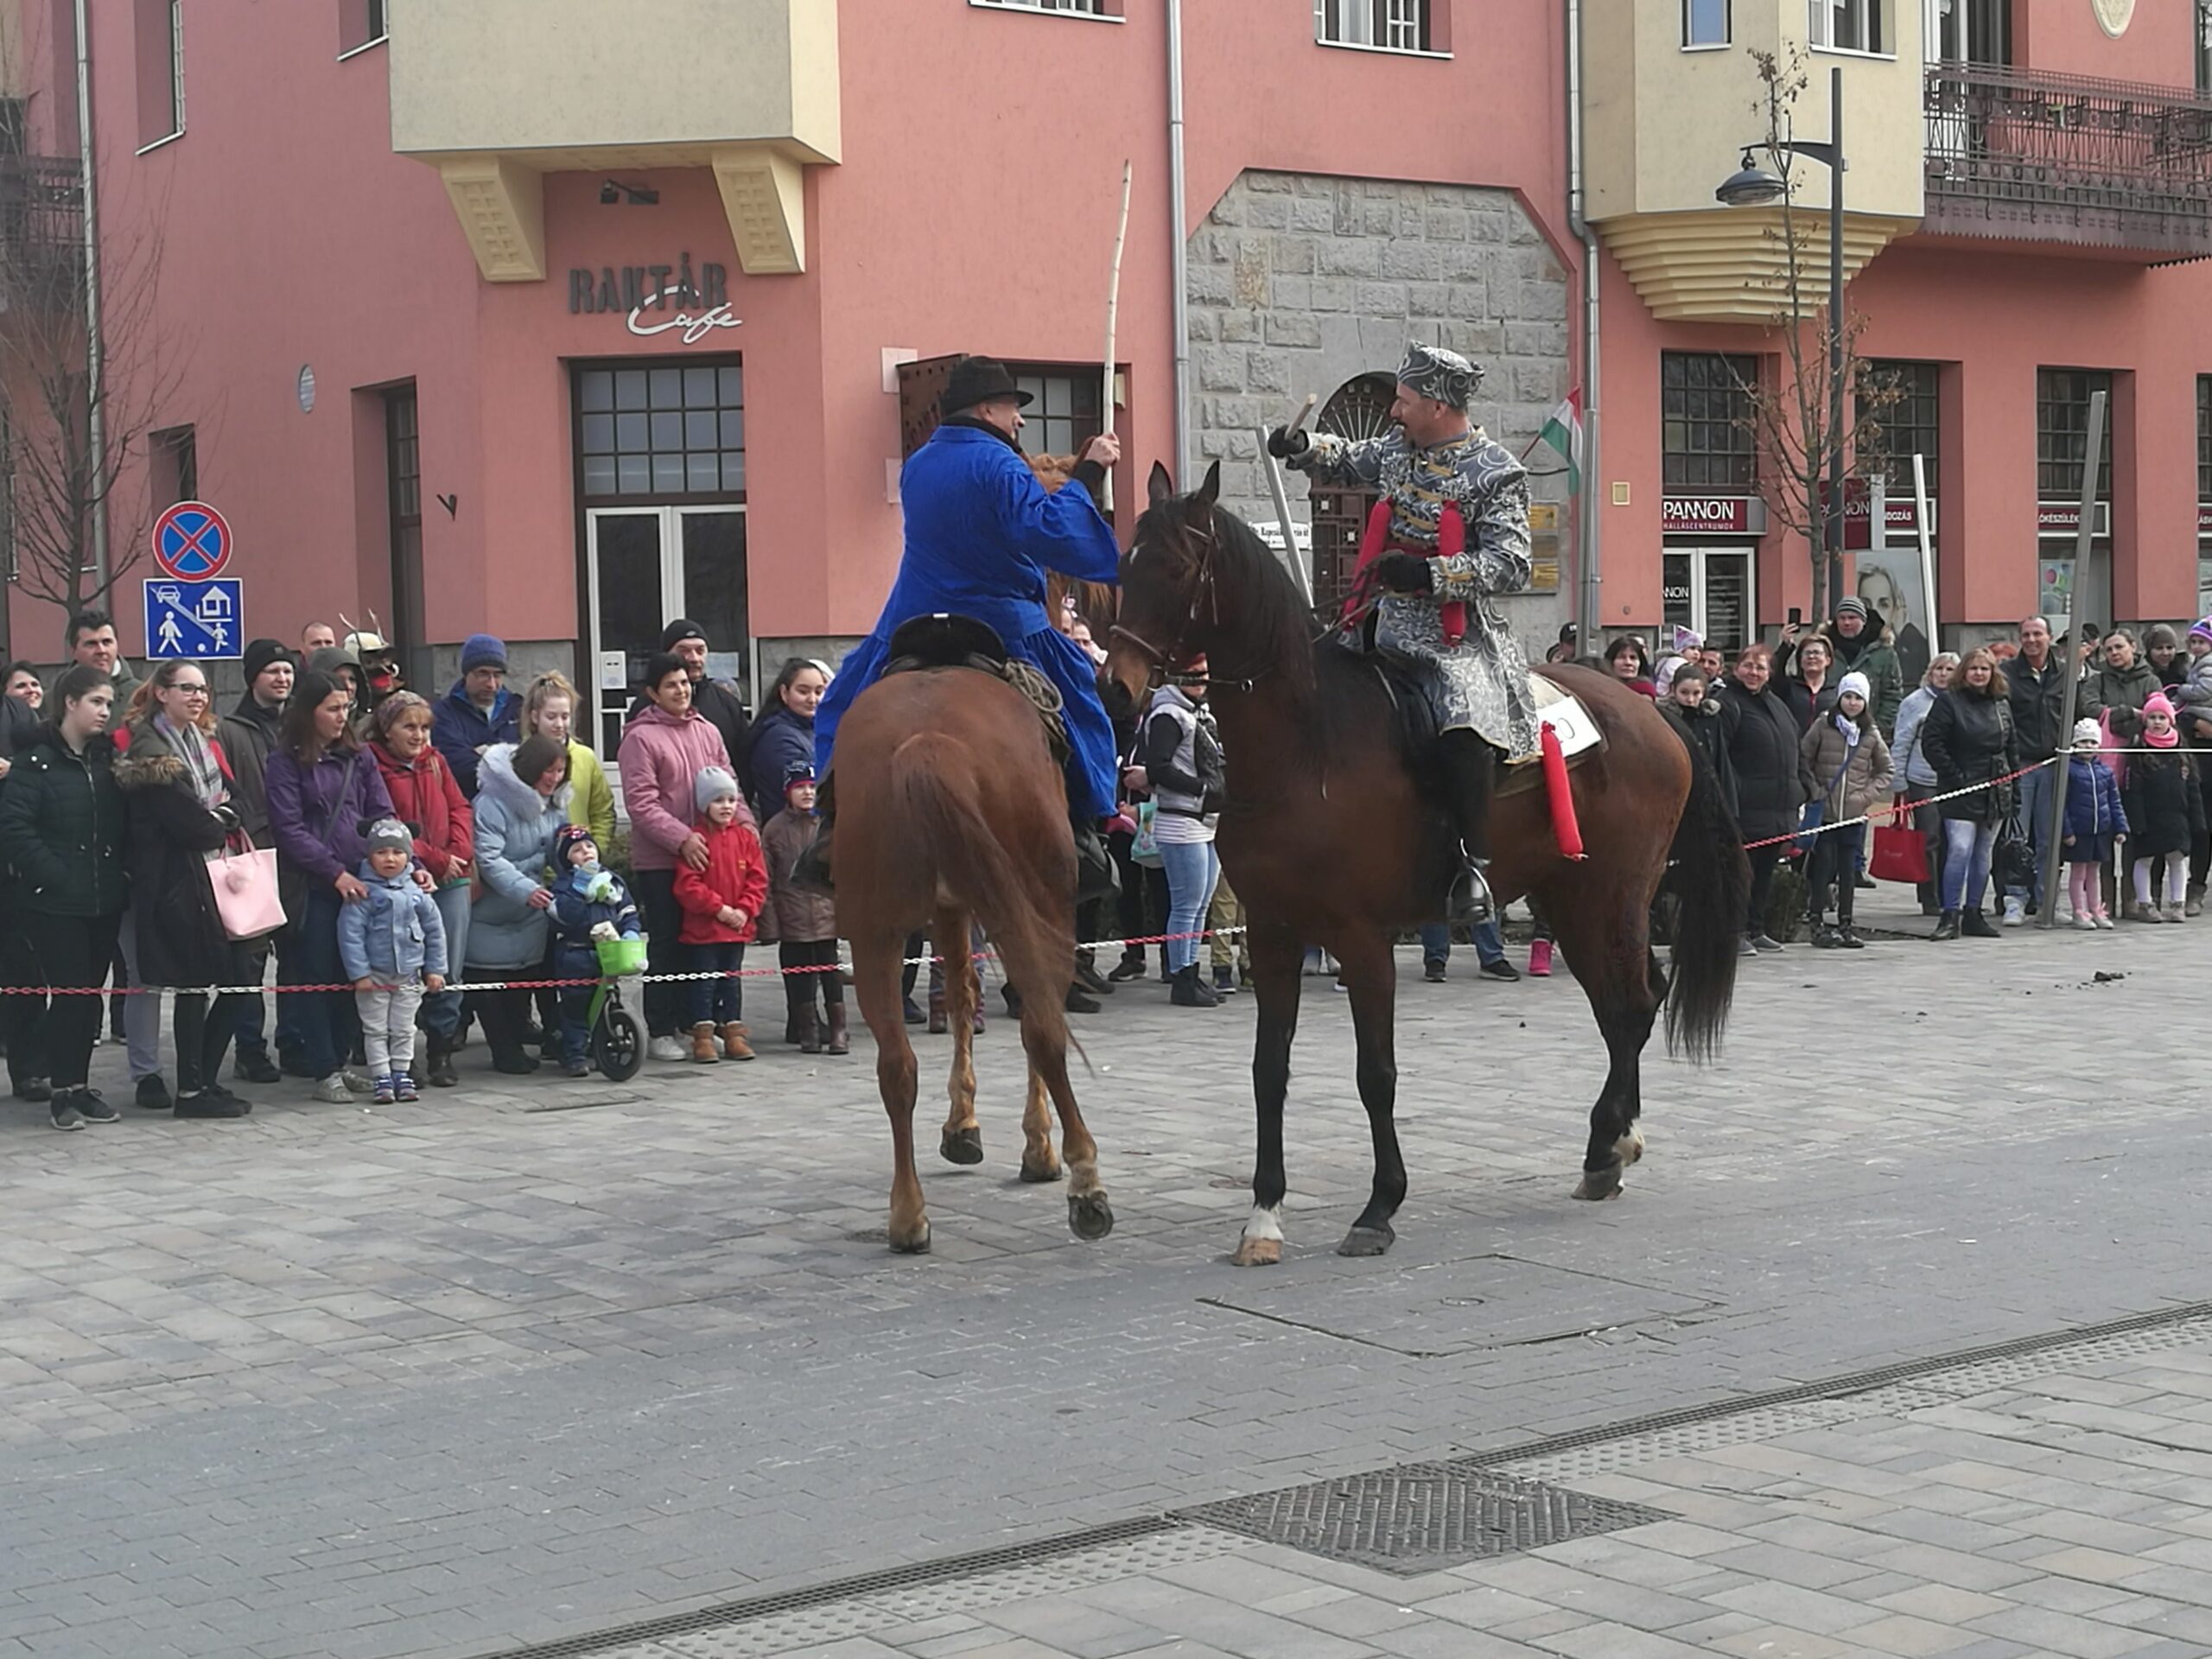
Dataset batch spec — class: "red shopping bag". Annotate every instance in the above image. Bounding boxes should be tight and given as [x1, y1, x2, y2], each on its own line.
[1868, 800, 1930, 886]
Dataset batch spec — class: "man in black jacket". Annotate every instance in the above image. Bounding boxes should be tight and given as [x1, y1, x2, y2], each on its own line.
[2005, 614, 2075, 923]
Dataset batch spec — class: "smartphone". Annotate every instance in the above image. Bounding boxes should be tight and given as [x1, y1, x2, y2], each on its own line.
[1786, 607, 1802, 626]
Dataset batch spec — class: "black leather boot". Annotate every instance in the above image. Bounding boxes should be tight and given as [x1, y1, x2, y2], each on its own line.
[1435, 731, 1497, 925]
[1072, 817, 1119, 905]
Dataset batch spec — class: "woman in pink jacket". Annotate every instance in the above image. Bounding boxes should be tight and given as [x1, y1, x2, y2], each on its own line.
[616, 650, 749, 1060]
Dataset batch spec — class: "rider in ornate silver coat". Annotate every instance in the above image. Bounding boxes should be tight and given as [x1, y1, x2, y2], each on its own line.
[1268, 342, 1540, 923]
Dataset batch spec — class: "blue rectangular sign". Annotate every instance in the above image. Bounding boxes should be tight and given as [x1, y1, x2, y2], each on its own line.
[144, 577, 245, 661]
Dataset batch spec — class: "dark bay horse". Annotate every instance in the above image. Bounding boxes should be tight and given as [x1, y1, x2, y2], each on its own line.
[1102, 462, 1747, 1266]
[832, 664, 1114, 1252]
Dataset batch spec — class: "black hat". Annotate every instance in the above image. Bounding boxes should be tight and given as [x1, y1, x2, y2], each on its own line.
[242, 638, 293, 683]
[660, 618, 708, 650]
[942, 356, 1033, 416]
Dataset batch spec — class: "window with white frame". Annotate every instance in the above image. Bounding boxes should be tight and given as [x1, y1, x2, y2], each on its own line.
[970, 0, 1114, 15]
[1809, 0, 1884, 52]
[1316, 0, 1433, 52]
[1684, 0, 1730, 45]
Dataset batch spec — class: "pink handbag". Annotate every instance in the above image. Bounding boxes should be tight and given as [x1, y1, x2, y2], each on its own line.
[206, 831, 286, 941]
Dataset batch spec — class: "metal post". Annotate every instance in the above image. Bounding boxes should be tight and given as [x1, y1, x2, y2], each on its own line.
[2037, 387, 2105, 927]
[1824, 65, 1846, 621]
[74, 0, 108, 593]
[1166, 0, 1190, 483]
[1566, 0, 1603, 650]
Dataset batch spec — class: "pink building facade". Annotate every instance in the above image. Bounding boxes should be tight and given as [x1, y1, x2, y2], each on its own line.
[1, 0, 1579, 757]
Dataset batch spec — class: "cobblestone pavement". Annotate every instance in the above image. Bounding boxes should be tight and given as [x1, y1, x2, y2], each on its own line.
[1, 884, 2207, 1658]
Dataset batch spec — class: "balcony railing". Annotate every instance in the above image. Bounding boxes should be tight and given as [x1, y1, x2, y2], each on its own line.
[1923, 64, 2212, 259]
[0, 156, 85, 306]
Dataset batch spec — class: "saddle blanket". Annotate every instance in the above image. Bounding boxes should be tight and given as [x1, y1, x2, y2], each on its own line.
[1508, 676, 1602, 767]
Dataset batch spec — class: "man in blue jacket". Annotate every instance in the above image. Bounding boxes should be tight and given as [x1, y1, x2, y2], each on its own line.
[431, 632, 522, 798]
[813, 355, 1122, 891]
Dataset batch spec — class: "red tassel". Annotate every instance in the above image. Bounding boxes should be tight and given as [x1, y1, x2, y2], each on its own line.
[1541, 722, 1586, 861]
[1435, 505, 1467, 647]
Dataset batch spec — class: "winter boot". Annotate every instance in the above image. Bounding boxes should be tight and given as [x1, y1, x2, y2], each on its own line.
[720, 1022, 755, 1061]
[425, 1033, 458, 1089]
[1961, 907, 2000, 938]
[2189, 883, 2206, 918]
[825, 1004, 849, 1055]
[1169, 964, 1220, 1007]
[797, 1007, 822, 1055]
[1932, 910, 1961, 941]
[1528, 938, 1554, 976]
[690, 1022, 721, 1064]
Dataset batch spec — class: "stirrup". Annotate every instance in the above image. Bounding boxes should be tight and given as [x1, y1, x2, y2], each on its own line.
[1447, 855, 1493, 924]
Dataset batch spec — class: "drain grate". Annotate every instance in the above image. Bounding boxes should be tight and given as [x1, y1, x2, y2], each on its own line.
[1176, 1465, 1669, 1576]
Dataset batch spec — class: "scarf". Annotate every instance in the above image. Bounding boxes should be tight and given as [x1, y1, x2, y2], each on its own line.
[1831, 709, 1862, 750]
[154, 713, 226, 809]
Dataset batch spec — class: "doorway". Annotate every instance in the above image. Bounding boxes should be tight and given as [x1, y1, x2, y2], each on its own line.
[584, 505, 749, 760]
[1662, 547, 1757, 652]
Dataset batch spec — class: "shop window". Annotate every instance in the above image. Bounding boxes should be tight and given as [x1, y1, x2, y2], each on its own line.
[1857, 360, 1939, 501]
[2036, 367, 2113, 500]
[1316, 0, 1435, 53]
[149, 424, 196, 505]
[2201, 0, 2211, 92]
[2199, 376, 2211, 503]
[1661, 353, 1758, 491]
[1684, 0, 1730, 45]
[1809, 0, 1884, 52]
[340, 0, 388, 57]
[134, 0, 183, 151]
[577, 362, 746, 500]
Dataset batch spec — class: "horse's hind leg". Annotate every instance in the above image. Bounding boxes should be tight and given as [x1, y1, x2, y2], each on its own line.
[1020, 1010, 1109, 1240]
[1019, 1065, 1063, 1184]
[1552, 889, 1659, 1201]
[936, 909, 983, 1166]
[1332, 928, 1407, 1257]
[855, 931, 930, 1252]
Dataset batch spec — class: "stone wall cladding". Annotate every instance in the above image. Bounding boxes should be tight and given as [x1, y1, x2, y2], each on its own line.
[1186, 172, 1573, 629]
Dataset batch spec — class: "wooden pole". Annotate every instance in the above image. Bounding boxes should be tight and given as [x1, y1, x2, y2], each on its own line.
[2037, 388, 2104, 928]
[1101, 159, 1133, 514]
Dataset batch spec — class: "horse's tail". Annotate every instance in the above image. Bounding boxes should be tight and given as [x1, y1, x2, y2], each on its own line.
[888, 731, 1070, 1052]
[1662, 743, 1750, 1063]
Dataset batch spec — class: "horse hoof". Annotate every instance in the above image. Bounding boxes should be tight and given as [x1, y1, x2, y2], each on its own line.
[1572, 1165, 1625, 1201]
[939, 1126, 984, 1166]
[1230, 1236, 1282, 1268]
[1020, 1157, 1064, 1185]
[1068, 1192, 1115, 1241]
[1336, 1224, 1395, 1258]
[889, 1224, 932, 1254]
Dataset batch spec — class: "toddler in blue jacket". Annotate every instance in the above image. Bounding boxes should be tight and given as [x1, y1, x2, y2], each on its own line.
[338, 818, 448, 1103]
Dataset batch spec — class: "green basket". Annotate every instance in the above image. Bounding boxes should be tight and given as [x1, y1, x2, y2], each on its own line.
[594, 935, 648, 976]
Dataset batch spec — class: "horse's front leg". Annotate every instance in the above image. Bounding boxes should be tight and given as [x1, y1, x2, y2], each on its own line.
[1234, 922, 1303, 1267]
[1332, 929, 1405, 1256]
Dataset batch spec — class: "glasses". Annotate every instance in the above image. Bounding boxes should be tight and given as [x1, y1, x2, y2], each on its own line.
[171, 683, 209, 696]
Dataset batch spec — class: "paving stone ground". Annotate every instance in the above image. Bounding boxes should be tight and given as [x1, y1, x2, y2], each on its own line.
[1, 883, 2206, 1659]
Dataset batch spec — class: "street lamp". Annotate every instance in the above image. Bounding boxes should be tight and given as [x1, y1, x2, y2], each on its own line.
[1717, 66, 1848, 613]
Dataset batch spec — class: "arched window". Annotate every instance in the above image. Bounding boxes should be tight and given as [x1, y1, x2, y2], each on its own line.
[1306, 373, 1395, 613]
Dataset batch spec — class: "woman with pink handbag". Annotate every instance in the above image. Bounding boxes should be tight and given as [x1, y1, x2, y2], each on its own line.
[112, 661, 259, 1120]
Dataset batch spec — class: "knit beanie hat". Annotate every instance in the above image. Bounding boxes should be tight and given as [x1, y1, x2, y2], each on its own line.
[695, 766, 740, 814]
[461, 632, 507, 674]
[783, 760, 817, 797]
[660, 619, 709, 651]
[2194, 617, 2212, 644]
[372, 690, 431, 736]
[2145, 692, 2177, 720]
[1834, 595, 1869, 620]
[1836, 671, 1872, 703]
[2072, 719, 2103, 749]
[242, 638, 292, 683]
[512, 733, 567, 786]
[553, 823, 598, 865]
[364, 817, 413, 855]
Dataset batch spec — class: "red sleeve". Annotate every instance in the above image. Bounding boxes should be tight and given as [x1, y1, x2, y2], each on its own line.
[671, 859, 721, 920]
[441, 757, 474, 865]
[734, 826, 769, 919]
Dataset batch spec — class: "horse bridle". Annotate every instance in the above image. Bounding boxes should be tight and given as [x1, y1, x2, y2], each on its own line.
[1107, 508, 1238, 690]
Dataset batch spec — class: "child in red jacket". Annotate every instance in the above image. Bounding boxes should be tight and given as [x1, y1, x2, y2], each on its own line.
[672, 767, 769, 1062]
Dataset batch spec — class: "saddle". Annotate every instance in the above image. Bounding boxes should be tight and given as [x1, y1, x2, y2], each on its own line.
[1354, 645, 1605, 799]
[882, 613, 1071, 772]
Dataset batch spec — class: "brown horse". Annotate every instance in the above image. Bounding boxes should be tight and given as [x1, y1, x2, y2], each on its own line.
[831, 660, 1115, 1253]
[1102, 462, 1746, 1265]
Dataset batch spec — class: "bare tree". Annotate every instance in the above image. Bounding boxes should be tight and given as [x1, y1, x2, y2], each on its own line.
[1732, 48, 1902, 621]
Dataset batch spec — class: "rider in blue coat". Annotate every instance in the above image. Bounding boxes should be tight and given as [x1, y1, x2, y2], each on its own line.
[812, 355, 1123, 889]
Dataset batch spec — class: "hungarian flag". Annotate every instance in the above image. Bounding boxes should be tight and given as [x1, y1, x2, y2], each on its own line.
[1529, 390, 1583, 493]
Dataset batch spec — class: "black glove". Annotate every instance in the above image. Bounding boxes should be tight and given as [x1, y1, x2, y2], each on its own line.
[1370, 552, 1434, 594]
[1265, 425, 1312, 461]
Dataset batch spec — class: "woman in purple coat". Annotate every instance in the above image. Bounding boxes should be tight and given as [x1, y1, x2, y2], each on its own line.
[264, 670, 395, 1101]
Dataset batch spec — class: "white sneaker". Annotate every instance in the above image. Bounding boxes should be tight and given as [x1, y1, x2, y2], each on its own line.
[2094, 913, 2116, 930]
[648, 1034, 690, 1063]
[2074, 915, 2098, 931]
[2001, 897, 2024, 926]
[341, 1069, 375, 1096]
[311, 1074, 351, 1103]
